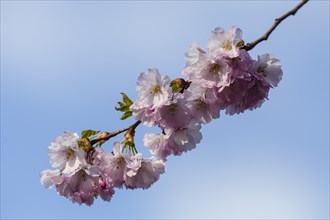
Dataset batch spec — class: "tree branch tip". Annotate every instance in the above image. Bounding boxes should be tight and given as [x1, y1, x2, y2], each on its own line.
[244, 0, 309, 51]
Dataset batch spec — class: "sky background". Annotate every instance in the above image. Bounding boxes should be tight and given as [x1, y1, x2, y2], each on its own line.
[1, 0, 329, 219]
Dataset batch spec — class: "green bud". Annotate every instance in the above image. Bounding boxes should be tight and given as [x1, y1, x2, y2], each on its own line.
[170, 78, 191, 93]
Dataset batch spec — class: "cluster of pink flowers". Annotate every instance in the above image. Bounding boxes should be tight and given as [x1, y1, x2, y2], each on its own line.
[41, 132, 164, 205]
[133, 26, 282, 159]
[41, 27, 282, 206]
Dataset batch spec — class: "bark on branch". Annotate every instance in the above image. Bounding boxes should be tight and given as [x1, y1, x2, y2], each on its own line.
[243, 0, 309, 51]
[90, 121, 141, 145]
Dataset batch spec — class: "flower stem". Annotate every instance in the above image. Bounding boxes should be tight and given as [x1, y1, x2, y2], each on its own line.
[243, 0, 309, 51]
[90, 121, 141, 146]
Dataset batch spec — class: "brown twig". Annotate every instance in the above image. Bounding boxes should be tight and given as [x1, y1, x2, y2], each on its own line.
[90, 1, 308, 147]
[243, 0, 309, 51]
[90, 121, 141, 145]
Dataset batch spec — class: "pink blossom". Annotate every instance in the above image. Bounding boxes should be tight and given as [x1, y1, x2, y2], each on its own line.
[207, 26, 243, 58]
[124, 154, 165, 189]
[144, 123, 202, 159]
[96, 176, 115, 202]
[184, 42, 206, 67]
[193, 54, 233, 90]
[143, 133, 172, 159]
[243, 78, 271, 111]
[249, 53, 283, 87]
[40, 169, 63, 189]
[228, 49, 253, 80]
[136, 68, 172, 108]
[184, 53, 233, 93]
[55, 170, 96, 206]
[217, 78, 249, 112]
[189, 85, 221, 105]
[222, 78, 270, 115]
[131, 68, 172, 127]
[186, 94, 221, 124]
[158, 94, 192, 129]
[130, 98, 161, 127]
[48, 131, 86, 175]
[166, 123, 202, 156]
[99, 142, 131, 188]
[55, 169, 115, 206]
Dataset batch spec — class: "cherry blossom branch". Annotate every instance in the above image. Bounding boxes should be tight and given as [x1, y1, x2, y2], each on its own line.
[90, 121, 141, 146]
[41, 2, 310, 206]
[243, 0, 309, 51]
[89, 1, 309, 148]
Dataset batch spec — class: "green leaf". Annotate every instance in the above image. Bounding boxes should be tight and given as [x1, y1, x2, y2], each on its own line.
[121, 111, 132, 120]
[115, 93, 133, 112]
[81, 129, 100, 139]
[115, 102, 129, 112]
[121, 93, 133, 106]
[115, 93, 134, 120]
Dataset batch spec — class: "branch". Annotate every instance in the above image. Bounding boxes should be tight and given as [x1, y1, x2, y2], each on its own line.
[89, 2, 309, 148]
[243, 0, 309, 51]
[90, 121, 141, 146]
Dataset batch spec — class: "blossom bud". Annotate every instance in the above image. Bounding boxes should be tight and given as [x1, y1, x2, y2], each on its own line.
[236, 39, 245, 48]
[170, 78, 191, 93]
[77, 137, 92, 152]
[122, 130, 134, 146]
[99, 176, 106, 189]
[97, 132, 108, 146]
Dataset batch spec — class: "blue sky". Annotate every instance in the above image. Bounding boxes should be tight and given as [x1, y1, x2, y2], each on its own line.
[1, 1, 329, 219]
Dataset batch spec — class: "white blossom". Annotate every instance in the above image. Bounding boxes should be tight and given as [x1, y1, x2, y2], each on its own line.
[48, 131, 86, 175]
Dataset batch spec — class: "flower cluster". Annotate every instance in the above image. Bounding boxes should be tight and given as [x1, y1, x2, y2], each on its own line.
[41, 132, 165, 206]
[41, 27, 282, 206]
[133, 26, 282, 159]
